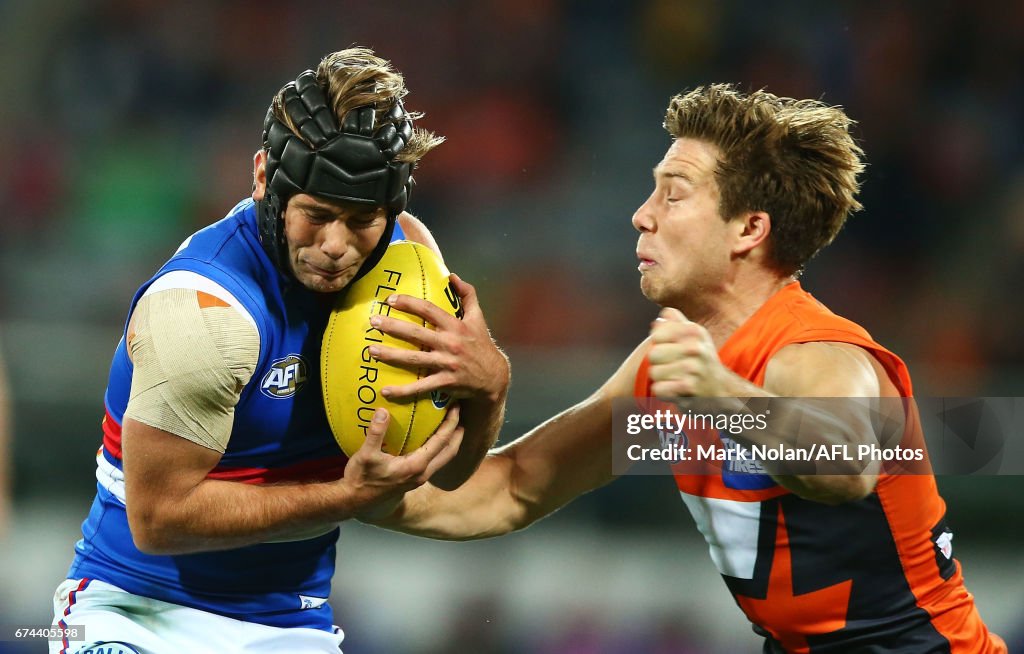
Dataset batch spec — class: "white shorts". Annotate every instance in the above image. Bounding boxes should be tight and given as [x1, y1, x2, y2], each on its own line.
[49, 579, 345, 654]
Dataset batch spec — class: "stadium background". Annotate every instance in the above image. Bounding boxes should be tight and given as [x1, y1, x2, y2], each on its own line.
[1, 1, 1022, 651]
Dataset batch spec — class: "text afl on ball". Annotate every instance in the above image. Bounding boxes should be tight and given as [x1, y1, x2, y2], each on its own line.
[321, 240, 463, 457]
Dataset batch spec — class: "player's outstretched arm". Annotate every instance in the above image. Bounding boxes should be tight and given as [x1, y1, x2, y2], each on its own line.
[363, 340, 650, 540]
[124, 407, 463, 554]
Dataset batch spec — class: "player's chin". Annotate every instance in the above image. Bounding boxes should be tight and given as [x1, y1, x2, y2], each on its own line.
[639, 276, 659, 302]
[293, 262, 360, 293]
[640, 279, 676, 308]
[299, 270, 356, 294]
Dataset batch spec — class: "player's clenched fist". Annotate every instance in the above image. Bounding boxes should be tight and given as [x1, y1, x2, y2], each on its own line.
[647, 307, 729, 398]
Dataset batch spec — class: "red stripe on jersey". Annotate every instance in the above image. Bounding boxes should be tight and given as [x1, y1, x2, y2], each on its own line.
[102, 408, 348, 484]
[102, 409, 123, 460]
[206, 455, 349, 485]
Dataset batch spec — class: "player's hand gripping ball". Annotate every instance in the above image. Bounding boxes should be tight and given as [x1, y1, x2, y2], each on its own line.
[322, 241, 463, 457]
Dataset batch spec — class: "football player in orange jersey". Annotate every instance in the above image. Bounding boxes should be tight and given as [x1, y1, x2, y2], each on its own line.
[368, 84, 1006, 653]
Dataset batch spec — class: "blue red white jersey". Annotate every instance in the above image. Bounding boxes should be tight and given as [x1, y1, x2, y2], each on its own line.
[634, 282, 1004, 653]
[68, 199, 406, 630]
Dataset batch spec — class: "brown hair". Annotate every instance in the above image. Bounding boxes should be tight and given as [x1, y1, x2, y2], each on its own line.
[271, 47, 443, 165]
[664, 84, 864, 273]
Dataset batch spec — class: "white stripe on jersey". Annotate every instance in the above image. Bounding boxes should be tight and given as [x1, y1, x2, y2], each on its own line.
[143, 270, 258, 329]
[680, 492, 762, 579]
[96, 449, 127, 505]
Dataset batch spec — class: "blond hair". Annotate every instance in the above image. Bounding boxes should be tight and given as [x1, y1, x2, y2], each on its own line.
[271, 47, 443, 165]
[665, 84, 865, 273]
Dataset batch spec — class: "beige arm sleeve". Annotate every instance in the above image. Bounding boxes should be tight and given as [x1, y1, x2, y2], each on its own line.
[124, 288, 260, 453]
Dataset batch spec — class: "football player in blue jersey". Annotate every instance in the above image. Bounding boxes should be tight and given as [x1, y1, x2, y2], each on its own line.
[50, 47, 509, 654]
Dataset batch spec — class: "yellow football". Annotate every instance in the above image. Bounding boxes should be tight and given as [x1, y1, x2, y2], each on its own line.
[321, 240, 462, 457]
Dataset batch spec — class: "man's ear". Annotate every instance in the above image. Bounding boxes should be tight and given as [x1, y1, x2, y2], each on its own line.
[733, 210, 771, 256]
[252, 150, 268, 202]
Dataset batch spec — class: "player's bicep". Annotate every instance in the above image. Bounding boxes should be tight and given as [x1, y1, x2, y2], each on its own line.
[764, 341, 891, 493]
[764, 341, 881, 398]
[124, 288, 260, 454]
[122, 416, 223, 499]
[120, 414, 233, 551]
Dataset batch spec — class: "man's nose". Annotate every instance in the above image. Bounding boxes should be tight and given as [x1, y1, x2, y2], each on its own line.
[320, 221, 352, 259]
[632, 194, 657, 232]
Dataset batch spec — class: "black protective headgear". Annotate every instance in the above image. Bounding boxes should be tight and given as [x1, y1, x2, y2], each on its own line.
[257, 70, 414, 284]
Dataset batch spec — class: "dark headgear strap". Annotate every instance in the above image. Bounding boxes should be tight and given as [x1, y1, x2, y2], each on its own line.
[256, 70, 414, 282]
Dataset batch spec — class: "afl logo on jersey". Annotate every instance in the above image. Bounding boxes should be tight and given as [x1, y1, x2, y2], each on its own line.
[261, 355, 309, 399]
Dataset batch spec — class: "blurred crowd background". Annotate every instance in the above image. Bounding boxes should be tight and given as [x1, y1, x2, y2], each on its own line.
[1, 1, 1022, 652]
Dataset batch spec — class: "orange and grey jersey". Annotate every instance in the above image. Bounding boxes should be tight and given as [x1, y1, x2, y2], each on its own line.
[634, 282, 1004, 654]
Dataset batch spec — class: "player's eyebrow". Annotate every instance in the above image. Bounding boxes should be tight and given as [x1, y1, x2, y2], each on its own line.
[652, 166, 695, 183]
[292, 197, 334, 211]
[293, 197, 379, 219]
[298, 203, 335, 216]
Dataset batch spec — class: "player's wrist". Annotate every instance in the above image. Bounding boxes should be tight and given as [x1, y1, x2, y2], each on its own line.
[355, 493, 405, 523]
[332, 474, 407, 521]
[479, 350, 511, 403]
